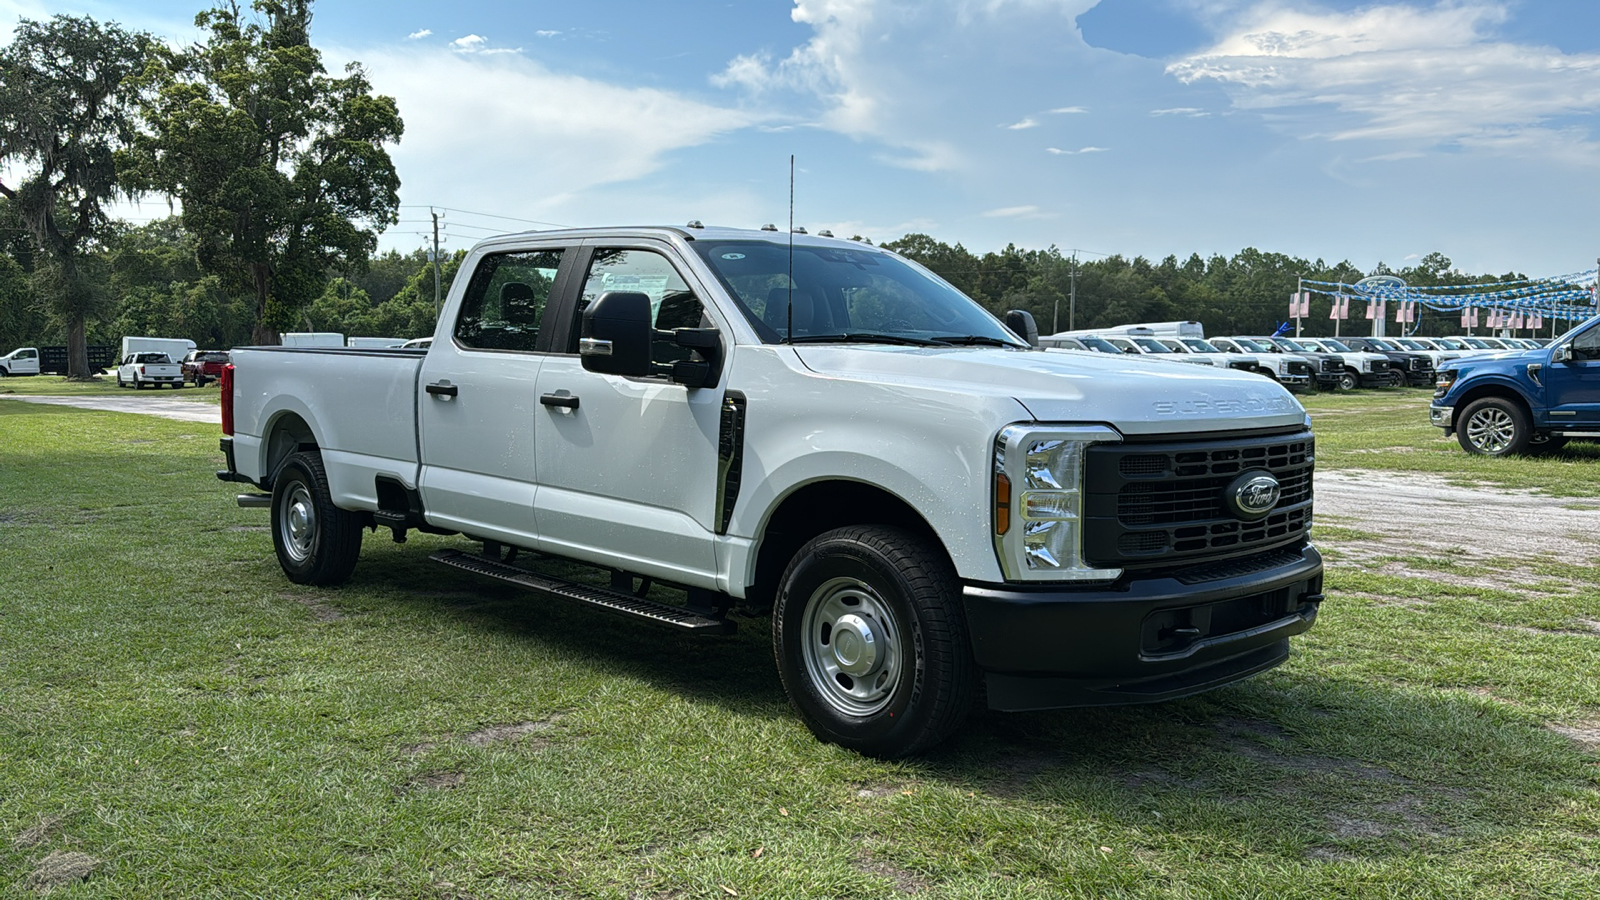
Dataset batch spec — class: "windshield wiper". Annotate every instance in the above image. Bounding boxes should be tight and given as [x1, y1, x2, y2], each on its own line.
[935, 335, 1020, 347]
[787, 332, 950, 346]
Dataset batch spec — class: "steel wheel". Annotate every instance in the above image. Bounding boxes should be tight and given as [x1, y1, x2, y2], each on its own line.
[1337, 371, 1357, 391]
[277, 481, 317, 565]
[800, 575, 904, 717]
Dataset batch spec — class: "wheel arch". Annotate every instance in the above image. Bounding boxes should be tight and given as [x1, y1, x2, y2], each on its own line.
[260, 410, 322, 489]
[1452, 382, 1535, 430]
[743, 478, 947, 615]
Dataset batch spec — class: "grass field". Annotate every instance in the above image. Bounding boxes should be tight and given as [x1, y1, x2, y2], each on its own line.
[1, 388, 1597, 897]
[0, 374, 220, 404]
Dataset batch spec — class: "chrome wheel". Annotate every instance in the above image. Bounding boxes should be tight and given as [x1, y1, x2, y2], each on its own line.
[278, 482, 316, 564]
[1465, 408, 1516, 453]
[800, 575, 903, 717]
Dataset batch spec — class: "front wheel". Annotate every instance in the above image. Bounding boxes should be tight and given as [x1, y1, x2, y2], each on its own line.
[271, 450, 364, 585]
[773, 525, 975, 758]
[1337, 371, 1358, 392]
[1457, 397, 1531, 456]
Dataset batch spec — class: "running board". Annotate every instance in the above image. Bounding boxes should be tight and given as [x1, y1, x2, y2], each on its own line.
[430, 548, 736, 634]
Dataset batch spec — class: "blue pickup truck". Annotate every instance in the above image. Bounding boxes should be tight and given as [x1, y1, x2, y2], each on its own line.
[1430, 316, 1600, 455]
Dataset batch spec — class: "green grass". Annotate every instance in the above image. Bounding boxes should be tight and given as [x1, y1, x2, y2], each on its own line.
[1, 393, 1598, 897]
[0, 373, 221, 405]
[1301, 388, 1600, 495]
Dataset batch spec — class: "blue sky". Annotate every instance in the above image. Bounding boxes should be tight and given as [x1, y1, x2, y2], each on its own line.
[8, 0, 1600, 277]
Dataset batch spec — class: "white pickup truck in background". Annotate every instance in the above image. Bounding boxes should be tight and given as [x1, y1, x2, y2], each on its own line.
[216, 224, 1324, 757]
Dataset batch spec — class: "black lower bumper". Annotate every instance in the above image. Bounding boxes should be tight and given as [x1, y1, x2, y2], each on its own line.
[216, 437, 253, 484]
[963, 545, 1323, 711]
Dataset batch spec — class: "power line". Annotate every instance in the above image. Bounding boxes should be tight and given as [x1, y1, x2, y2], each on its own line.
[397, 205, 568, 228]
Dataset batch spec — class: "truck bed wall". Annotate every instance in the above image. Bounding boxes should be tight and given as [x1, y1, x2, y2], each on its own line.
[232, 347, 425, 508]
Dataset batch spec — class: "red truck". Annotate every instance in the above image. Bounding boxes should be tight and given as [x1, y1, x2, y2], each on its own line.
[181, 350, 231, 387]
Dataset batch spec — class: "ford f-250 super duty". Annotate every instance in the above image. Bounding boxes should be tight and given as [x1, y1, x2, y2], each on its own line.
[216, 224, 1324, 757]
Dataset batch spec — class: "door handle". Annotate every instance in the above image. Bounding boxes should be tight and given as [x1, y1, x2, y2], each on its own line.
[425, 381, 458, 397]
[540, 392, 579, 410]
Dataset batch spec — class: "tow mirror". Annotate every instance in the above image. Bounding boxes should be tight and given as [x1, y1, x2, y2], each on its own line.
[581, 291, 653, 376]
[1552, 345, 1573, 363]
[1004, 310, 1039, 347]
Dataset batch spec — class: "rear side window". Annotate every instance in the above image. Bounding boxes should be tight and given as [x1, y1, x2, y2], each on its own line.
[454, 249, 565, 352]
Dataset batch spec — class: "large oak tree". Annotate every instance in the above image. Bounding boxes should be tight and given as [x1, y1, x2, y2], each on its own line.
[129, 0, 402, 344]
[0, 16, 149, 378]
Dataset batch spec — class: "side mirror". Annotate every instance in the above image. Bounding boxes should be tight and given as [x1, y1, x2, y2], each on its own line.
[1552, 345, 1573, 364]
[1003, 310, 1039, 347]
[580, 291, 653, 376]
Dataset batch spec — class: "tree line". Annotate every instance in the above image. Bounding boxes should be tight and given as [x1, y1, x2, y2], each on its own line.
[0, 3, 1561, 379]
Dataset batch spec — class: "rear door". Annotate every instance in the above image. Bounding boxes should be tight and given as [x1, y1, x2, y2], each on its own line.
[417, 243, 577, 545]
[529, 240, 727, 586]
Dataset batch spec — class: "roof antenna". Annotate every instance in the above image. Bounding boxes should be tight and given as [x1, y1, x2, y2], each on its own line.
[785, 154, 795, 344]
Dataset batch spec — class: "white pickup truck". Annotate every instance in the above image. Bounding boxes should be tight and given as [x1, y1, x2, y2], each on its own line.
[217, 224, 1323, 757]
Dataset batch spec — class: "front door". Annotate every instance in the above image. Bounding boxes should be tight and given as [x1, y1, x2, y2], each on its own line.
[1544, 322, 1600, 425]
[417, 245, 574, 545]
[531, 241, 726, 587]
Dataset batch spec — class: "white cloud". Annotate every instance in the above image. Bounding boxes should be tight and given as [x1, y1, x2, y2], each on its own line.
[536, 30, 561, 38]
[1047, 146, 1107, 154]
[982, 205, 1042, 217]
[1050, 106, 1088, 114]
[351, 45, 759, 228]
[1004, 117, 1039, 130]
[450, 34, 487, 51]
[1150, 107, 1209, 117]
[408, 29, 432, 40]
[1167, 1, 1600, 157]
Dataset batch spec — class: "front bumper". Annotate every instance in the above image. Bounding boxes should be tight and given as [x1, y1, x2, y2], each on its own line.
[962, 545, 1323, 711]
[1429, 404, 1454, 430]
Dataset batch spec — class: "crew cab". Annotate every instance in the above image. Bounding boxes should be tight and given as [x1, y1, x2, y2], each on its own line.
[1209, 337, 1316, 391]
[1431, 315, 1600, 455]
[216, 225, 1324, 757]
[118, 352, 184, 388]
[1337, 337, 1434, 387]
[1291, 337, 1397, 389]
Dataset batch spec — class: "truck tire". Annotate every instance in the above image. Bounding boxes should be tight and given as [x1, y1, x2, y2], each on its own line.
[271, 450, 364, 586]
[1337, 370, 1358, 392]
[773, 525, 975, 758]
[1457, 397, 1531, 456]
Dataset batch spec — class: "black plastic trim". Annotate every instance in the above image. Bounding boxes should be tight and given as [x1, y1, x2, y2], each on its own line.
[716, 392, 747, 534]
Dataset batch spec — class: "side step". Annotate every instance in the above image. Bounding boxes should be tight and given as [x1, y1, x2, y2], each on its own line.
[431, 548, 736, 634]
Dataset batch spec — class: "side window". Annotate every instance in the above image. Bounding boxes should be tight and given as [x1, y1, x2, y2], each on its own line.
[18, 349, 36, 360]
[1570, 326, 1600, 361]
[453, 249, 565, 352]
[576, 249, 709, 366]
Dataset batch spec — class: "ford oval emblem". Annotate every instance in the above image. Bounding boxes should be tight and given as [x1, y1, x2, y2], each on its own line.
[1224, 470, 1281, 521]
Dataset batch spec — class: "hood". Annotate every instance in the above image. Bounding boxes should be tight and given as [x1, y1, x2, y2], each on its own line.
[793, 345, 1307, 435]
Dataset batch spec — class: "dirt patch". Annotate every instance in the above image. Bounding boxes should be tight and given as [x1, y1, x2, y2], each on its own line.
[13, 816, 62, 850]
[1489, 623, 1598, 639]
[1316, 471, 1600, 592]
[1338, 590, 1432, 609]
[26, 850, 101, 890]
[464, 713, 566, 748]
[853, 783, 903, 801]
[854, 856, 929, 894]
[403, 771, 465, 793]
[224, 525, 269, 532]
[280, 592, 346, 623]
[1549, 721, 1600, 752]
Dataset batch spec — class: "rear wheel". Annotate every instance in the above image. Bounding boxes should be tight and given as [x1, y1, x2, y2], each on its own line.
[271, 450, 364, 586]
[1457, 397, 1531, 456]
[773, 525, 975, 758]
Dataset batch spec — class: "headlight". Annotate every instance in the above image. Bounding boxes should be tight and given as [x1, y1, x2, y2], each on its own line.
[1436, 369, 1458, 390]
[992, 424, 1122, 582]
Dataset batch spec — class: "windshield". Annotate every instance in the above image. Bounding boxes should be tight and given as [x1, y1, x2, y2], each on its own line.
[690, 240, 1024, 347]
[1271, 338, 1308, 352]
[1078, 336, 1122, 353]
[1319, 339, 1354, 352]
[1180, 337, 1223, 352]
[1394, 339, 1424, 350]
[1230, 338, 1273, 352]
[1460, 338, 1490, 348]
[1364, 338, 1397, 351]
[1132, 337, 1172, 353]
[1433, 338, 1465, 349]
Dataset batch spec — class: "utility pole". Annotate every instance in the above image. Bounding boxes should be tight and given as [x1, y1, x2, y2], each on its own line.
[1069, 252, 1078, 332]
[431, 208, 443, 315]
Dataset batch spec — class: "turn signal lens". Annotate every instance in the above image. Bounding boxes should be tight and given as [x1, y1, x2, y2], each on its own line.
[994, 472, 1011, 535]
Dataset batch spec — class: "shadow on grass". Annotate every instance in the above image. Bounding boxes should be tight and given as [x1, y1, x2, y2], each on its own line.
[342, 538, 1597, 861]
